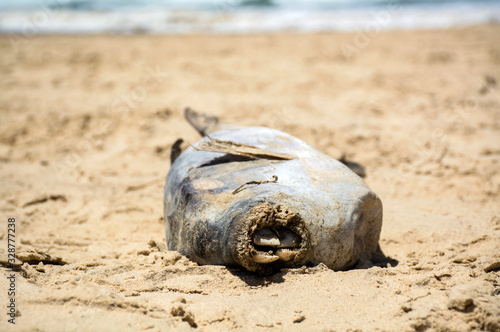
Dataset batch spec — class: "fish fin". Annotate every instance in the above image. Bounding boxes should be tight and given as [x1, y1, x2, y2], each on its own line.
[184, 107, 220, 136]
[339, 153, 366, 178]
[170, 138, 187, 165]
[195, 137, 296, 161]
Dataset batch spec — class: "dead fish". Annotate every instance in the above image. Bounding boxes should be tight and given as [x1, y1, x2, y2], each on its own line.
[164, 108, 383, 274]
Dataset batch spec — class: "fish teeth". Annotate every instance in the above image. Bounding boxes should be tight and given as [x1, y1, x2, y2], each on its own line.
[278, 228, 301, 248]
[276, 249, 296, 261]
[252, 251, 280, 264]
[253, 228, 280, 247]
[252, 227, 301, 263]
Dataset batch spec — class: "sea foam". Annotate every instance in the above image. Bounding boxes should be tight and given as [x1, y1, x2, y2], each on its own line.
[0, 0, 499, 34]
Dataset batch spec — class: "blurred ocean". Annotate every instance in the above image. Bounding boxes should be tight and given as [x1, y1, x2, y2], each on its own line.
[1, 0, 499, 34]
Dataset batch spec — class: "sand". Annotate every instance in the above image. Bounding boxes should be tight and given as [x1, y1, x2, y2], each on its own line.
[0, 24, 499, 331]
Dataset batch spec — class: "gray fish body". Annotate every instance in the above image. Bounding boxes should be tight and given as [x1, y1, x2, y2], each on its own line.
[164, 125, 382, 273]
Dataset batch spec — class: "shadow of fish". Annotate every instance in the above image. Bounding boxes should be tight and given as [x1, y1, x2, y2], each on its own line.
[164, 109, 382, 274]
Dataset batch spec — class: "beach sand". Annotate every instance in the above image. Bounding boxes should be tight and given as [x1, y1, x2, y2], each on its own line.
[0, 24, 499, 331]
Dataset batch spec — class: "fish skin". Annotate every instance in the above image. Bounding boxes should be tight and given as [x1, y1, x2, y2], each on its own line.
[164, 125, 382, 274]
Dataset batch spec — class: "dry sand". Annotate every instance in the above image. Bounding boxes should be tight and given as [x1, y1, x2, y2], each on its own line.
[0, 25, 499, 331]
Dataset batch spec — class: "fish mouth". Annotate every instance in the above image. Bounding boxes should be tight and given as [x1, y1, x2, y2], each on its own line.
[228, 202, 311, 273]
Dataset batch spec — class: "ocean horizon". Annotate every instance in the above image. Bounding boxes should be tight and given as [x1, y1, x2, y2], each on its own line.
[1, 0, 499, 34]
